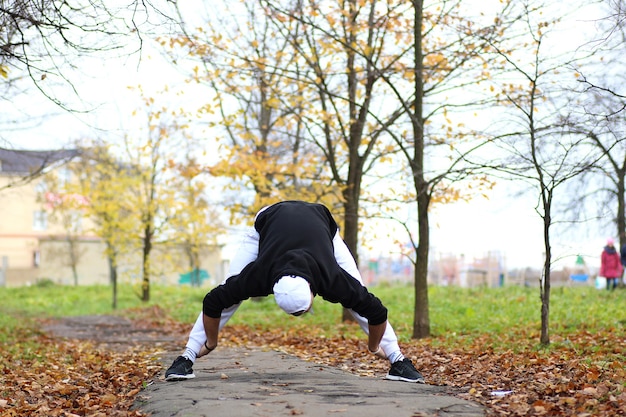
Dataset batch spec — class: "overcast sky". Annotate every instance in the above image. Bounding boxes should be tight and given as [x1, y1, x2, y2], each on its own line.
[2, 0, 613, 272]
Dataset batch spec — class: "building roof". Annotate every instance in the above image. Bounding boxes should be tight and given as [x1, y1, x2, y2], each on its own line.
[0, 148, 78, 175]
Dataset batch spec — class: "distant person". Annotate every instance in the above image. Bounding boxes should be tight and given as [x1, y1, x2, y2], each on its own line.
[619, 233, 626, 285]
[600, 238, 621, 291]
[165, 200, 424, 383]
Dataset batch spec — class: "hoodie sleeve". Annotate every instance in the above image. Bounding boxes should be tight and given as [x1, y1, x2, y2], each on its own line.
[349, 290, 388, 325]
[320, 269, 388, 325]
[202, 262, 271, 318]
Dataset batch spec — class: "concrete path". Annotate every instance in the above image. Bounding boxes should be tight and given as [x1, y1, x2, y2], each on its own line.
[133, 347, 485, 417]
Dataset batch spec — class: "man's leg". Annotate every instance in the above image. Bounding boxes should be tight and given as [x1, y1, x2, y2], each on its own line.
[333, 232, 424, 383]
[166, 303, 243, 381]
[166, 228, 260, 380]
[227, 227, 260, 277]
[346, 309, 403, 362]
[182, 303, 242, 360]
[332, 233, 405, 362]
[181, 227, 260, 359]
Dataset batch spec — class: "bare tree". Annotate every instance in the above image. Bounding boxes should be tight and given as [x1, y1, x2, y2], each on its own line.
[372, 0, 517, 338]
[478, 0, 599, 345]
[571, 91, 626, 266]
[0, 0, 178, 153]
[576, 0, 626, 112]
[574, 0, 626, 272]
[1, 0, 176, 99]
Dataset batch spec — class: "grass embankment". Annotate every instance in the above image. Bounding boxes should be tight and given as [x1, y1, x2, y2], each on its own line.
[1, 283, 624, 353]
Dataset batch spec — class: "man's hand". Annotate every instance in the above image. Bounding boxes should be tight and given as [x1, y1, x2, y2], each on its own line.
[367, 320, 387, 357]
[197, 340, 217, 358]
[368, 346, 388, 359]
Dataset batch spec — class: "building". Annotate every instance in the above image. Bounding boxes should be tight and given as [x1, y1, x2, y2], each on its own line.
[0, 148, 77, 285]
[360, 250, 508, 288]
[0, 147, 224, 287]
[429, 251, 506, 287]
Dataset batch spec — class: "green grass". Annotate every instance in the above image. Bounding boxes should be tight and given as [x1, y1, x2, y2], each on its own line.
[0, 282, 624, 349]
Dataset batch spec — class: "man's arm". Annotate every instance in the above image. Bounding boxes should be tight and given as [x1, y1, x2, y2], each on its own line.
[368, 320, 388, 358]
[202, 314, 220, 354]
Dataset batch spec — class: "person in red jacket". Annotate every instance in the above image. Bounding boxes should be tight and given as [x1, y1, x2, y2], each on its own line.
[600, 238, 622, 291]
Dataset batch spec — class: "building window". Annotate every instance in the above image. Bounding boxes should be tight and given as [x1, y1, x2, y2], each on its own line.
[57, 168, 72, 187]
[34, 181, 47, 194]
[69, 210, 83, 233]
[33, 250, 40, 267]
[33, 211, 48, 231]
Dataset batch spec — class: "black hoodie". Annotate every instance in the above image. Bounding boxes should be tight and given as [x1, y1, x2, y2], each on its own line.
[202, 201, 388, 325]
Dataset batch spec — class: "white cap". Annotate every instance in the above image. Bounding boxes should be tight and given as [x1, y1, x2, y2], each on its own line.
[273, 275, 312, 315]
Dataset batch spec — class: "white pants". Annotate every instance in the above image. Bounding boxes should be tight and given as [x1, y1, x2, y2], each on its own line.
[185, 227, 402, 362]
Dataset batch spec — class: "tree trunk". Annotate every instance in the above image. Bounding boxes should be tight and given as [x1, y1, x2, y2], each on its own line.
[413, 188, 431, 338]
[411, 0, 430, 339]
[68, 235, 79, 286]
[193, 248, 201, 287]
[340, 0, 365, 323]
[187, 244, 202, 287]
[141, 224, 152, 302]
[617, 169, 625, 286]
[109, 254, 118, 310]
[540, 206, 551, 345]
[342, 186, 361, 322]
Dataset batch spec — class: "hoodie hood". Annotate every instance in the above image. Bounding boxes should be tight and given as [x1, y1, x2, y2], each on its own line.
[271, 249, 320, 295]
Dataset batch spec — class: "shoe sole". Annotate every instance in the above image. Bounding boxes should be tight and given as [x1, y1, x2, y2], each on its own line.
[385, 374, 425, 383]
[165, 373, 196, 381]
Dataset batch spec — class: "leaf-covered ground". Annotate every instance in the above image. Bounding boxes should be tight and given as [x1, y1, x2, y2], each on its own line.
[219, 325, 625, 417]
[0, 333, 159, 416]
[1, 309, 624, 416]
